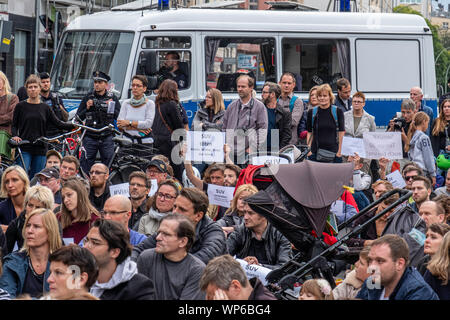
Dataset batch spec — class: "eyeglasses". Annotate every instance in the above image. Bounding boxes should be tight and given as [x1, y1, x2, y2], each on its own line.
[147, 169, 162, 175]
[130, 182, 147, 188]
[156, 192, 176, 200]
[82, 237, 107, 248]
[100, 210, 128, 216]
[405, 175, 417, 181]
[90, 170, 107, 176]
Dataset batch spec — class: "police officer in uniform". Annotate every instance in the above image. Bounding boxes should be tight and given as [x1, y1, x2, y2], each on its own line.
[39, 72, 70, 138]
[76, 71, 121, 175]
[158, 51, 188, 89]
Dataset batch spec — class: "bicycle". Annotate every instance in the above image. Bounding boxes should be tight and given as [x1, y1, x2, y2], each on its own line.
[36, 127, 82, 157]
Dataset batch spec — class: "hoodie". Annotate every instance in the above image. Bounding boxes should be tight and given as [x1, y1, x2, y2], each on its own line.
[408, 130, 436, 177]
[90, 257, 138, 298]
[138, 208, 169, 237]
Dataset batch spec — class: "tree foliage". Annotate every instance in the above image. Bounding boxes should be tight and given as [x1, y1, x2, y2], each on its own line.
[394, 5, 450, 95]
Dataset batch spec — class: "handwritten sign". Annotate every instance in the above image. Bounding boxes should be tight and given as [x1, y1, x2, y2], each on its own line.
[109, 183, 130, 197]
[207, 184, 235, 208]
[186, 131, 225, 163]
[235, 258, 271, 286]
[363, 132, 403, 160]
[342, 136, 366, 158]
[251, 155, 290, 165]
[386, 170, 407, 189]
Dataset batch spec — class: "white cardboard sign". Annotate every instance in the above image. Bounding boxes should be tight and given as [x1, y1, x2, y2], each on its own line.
[363, 132, 403, 160]
[109, 183, 130, 197]
[236, 258, 271, 286]
[251, 155, 290, 165]
[342, 136, 366, 158]
[186, 131, 225, 163]
[386, 170, 407, 189]
[207, 184, 235, 208]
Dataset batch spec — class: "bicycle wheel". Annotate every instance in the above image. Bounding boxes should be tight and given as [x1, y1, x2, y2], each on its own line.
[108, 164, 142, 185]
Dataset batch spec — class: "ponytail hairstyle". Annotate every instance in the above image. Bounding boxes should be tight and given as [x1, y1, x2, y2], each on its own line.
[405, 111, 429, 152]
[432, 98, 450, 136]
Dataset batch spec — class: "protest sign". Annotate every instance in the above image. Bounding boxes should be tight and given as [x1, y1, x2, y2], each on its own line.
[251, 155, 290, 165]
[207, 184, 235, 208]
[236, 258, 271, 286]
[149, 179, 158, 196]
[186, 131, 225, 163]
[386, 170, 407, 189]
[109, 182, 130, 197]
[363, 132, 402, 160]
[342, 136, 366, 158]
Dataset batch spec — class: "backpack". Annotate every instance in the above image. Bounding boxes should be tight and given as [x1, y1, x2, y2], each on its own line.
[288, 95, 298, 113]
[311, 105, 339, 145]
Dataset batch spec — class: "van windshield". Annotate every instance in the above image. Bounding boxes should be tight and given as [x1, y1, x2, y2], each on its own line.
[51, 31, 134, 99]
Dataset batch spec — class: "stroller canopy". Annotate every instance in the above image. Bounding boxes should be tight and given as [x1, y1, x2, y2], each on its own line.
[245, 160, 353, 244]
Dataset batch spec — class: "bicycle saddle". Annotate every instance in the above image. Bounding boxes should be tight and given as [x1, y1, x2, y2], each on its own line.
[8, 139, 30, 147]
[112, 136, 132, 147]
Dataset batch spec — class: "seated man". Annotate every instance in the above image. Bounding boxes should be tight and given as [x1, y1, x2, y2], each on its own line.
[30, 150, 63, 187]
[146, 159, 169, 185]
[59, 155, 81, 182]
[158, 51, 188, 90]
[199, 254, 276, 300]
[136, 213, 205, 300]
[418, 200, 446, 227]
[102, 195, 147, 246]
[85, 219, 155, 300]
[223, 164, 241, 188]
[88, 163, 110, 212]
[356, 234, 438, 300]
[132, 188, 227, 265]
[36, 166, 62, 207]
[226, 203, 292, 270]
[128, 171, 150, 231]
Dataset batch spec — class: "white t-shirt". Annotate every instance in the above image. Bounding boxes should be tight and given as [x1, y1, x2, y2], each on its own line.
[117, 99, 156, 144]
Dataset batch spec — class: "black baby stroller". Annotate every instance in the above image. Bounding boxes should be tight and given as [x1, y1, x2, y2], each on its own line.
[244, 160, 412, 299]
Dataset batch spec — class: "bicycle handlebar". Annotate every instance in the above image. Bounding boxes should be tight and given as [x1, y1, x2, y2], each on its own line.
[38, 127, 82, 142]
[71, 116, 121, 135]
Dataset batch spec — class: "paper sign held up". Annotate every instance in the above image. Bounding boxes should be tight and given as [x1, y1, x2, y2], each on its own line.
[186, 131, 225, 163]
[386, 170, 407, 189]
[341, 136, 366, 158]
[207, 184, 235, 208]
[363, 132, 403, 160]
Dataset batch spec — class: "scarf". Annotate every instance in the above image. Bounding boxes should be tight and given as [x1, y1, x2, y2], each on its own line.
[130, 95, 147, 107]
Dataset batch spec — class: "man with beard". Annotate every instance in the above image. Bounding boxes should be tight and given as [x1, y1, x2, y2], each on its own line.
[88, 163, 110, 211]
[222, 75, 268, 165]
[261, 82, 291, 152]
[128, 171, 150, 231]
[410, 176, 432, 213]
[39, 72, 69, 138]
[356, 235, 437, 300]
[223, 164, 241, 188]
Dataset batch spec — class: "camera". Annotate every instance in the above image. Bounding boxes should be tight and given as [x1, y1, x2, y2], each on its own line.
[392, 117, 407, 131]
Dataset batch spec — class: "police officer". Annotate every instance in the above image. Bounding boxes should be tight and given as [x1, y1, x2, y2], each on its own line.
[76, 71, 121, 175]
[158, 51, 188, 89]
[39, 72, 70, 138]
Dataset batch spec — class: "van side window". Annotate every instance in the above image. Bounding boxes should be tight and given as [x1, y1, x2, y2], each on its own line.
[282, 38, 350, 92]
[205, 37, 276, 92]
[139, 37, 191, 90]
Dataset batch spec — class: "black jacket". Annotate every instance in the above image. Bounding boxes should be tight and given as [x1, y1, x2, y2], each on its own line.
[4, 210, 26, 256]
[334, 95, 352, 113]
[131, 215, 226, 265]
[273, 104, 292, 149]
[191, 106, 225, 131]
[226, 223, 292, 270]
[152, 100, 184, 158]
[248, 278, 277, 300]
[430, 118, 450, 157]
[99, 273, 155, 300]
[129, 198, 148, 231]
[89, 182, 111, 212]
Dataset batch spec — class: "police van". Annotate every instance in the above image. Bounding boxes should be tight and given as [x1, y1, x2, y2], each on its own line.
[51, 7, 437, 127]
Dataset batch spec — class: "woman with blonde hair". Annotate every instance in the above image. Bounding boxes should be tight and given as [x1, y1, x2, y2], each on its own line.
[0, 166, 29, 233]
[217, 184, 258, 236]
[306, 83, 345, 163]
[0, 71, 18, 138]
[5, 185, 54, 255]
[424, 231, 450, 300]
[0, 208, 62, 298]
[57, 177, 99, 245]
[192, 88, 225, 131]
[405, 111, 436, 185]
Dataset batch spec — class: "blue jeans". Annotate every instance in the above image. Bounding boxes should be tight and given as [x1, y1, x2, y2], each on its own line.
[80, 135, 115, 175]
[19, 152, 46, 178]
[308, 153, 343, 163]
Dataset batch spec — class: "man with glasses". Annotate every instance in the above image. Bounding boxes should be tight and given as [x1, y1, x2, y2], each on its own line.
[402, 165, 424, 191]
[102, 195, 147, 246]
[88, 163, 110, 212]
[84, 219, 155, 300]
[128, 171, 150, 231]
[136, 213, 205, 300]
[132, 188, 226, 265]
[36, 166, 62, 207]
[145, 159, 168, 185]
